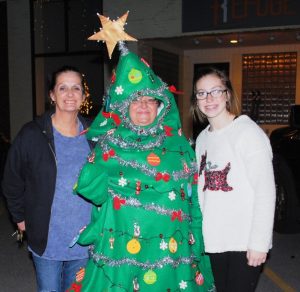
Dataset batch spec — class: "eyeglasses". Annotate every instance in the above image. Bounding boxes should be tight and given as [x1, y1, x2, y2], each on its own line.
[131, 97, 158, 106]
[195, 89, 227, 100]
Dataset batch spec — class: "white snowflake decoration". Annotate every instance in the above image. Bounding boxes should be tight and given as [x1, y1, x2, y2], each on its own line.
[115, 85, 124, 95]
[168, 191, 176, 201]
[100, 119, 107, 126]
[159, 239, 168, 251]
[179, 280, 188, 290]
[118, 177, 128, 187]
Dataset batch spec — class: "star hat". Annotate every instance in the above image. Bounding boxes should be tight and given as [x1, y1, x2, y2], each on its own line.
[88, 11, 137, 59]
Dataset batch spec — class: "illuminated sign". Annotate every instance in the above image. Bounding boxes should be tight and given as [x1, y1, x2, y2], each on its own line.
[182, 0, 300, 32]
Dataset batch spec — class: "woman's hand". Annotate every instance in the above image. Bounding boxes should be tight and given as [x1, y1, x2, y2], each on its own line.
[247, 249, 267, 267]
[17, 221, 26, 232]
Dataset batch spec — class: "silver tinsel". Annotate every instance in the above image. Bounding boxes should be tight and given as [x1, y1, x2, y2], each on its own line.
[94, 137, 197, 182]
[89, 245, 196, 270]
[114, 156, 158, 177]
[108, 189, 191, 221]
[172, 163, 198, 181]
[118, 41, 129, 56]
[107, 133, 166, 150]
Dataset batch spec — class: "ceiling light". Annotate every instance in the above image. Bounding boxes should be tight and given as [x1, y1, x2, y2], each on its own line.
[269, 35, 275, 41]
[230, 39, 238, 44]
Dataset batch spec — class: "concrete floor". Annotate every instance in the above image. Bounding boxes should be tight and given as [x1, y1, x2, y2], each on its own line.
[1, 196, 299, 292]
[256, 232, 300, 292]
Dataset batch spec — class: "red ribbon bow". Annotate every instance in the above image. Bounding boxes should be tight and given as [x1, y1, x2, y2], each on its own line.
[66, 283, 82, 292]
[155, 172, 170, 182]
[102, 149, 115, 161]
[102, 111, 121, 126]
[164, 125, 173, 137]
[113, 196, 126, 210]
[171, 210, 183, 222]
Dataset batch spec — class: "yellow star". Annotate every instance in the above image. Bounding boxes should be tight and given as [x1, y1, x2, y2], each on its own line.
[88, 11, 137, 59]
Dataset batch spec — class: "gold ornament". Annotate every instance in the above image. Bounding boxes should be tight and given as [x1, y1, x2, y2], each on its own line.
[126, 238, 141, 254]
[168, 237, 178, 253]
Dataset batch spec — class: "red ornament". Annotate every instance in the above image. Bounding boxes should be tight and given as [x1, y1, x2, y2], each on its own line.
[75, 268, 85, 282]
[147, 153, 161, 166]
[87, 152, 95, 163]
[102, 149, 115, 161]
[135, 181, 141, 195]
[195, 271, 204, 286]
[168, 85, 184, 95]
[192, 173, 198, 184]
[183, 162, 189, 173]
[180, 188, 185, 200]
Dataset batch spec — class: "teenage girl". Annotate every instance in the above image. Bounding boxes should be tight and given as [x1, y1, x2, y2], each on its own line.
[192, 67, 275, 292]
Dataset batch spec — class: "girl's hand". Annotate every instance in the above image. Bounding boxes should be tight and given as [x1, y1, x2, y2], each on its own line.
[247, 249, 267, 267]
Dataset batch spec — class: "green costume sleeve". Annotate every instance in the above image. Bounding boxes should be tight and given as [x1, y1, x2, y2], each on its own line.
[76, 161, 108, 206]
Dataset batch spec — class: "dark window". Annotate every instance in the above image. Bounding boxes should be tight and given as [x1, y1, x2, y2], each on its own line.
[152, 48, 179, 89]
[242, 52, 297, 124]
[32, 0, 104, 117]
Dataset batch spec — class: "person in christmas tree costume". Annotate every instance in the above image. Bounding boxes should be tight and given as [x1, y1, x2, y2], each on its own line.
[68, 12, 215, 292]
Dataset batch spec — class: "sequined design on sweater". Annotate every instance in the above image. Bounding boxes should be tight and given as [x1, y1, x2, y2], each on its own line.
[199, 151, 233, 192]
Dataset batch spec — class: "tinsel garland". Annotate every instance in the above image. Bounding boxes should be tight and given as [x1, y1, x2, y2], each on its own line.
[107, 132, 166, 150]
[108, 189, 192, 222]
[94, 136, 197, 181]
[89, 245, 196, 269]
[172, 163, 198, 181]
[114, 155, 158, 176]
[118, 41, 129, 56]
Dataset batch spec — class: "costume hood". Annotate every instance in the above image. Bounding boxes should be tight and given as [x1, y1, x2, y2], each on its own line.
[86, 43, 181, 146]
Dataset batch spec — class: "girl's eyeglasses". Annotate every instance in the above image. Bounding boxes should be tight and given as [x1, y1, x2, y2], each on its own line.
[195, 89, 227, 101]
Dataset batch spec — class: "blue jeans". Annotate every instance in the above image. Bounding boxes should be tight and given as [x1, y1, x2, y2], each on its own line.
[32, 254, 88, 292]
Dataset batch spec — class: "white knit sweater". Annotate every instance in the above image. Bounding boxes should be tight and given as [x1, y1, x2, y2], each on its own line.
[196, 115, 275, 253]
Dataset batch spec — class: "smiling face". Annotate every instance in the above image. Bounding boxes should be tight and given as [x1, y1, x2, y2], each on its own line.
[195, 74, 229, 123]
[129, 96, 158, 126]
[50, 71, 85, 115]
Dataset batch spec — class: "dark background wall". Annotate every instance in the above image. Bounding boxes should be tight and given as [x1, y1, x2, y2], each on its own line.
[0, 1, 10, 139]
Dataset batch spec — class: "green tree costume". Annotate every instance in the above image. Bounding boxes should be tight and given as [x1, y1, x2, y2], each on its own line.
[72, 43, 215, 291]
